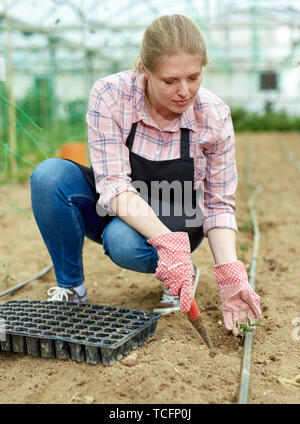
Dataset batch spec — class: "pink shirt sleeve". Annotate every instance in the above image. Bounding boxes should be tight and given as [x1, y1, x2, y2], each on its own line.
[86, 81, 138, 213]
[202, 108, 238, 236]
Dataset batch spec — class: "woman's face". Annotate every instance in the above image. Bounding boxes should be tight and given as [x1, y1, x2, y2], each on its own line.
[144, 51, 203, 120]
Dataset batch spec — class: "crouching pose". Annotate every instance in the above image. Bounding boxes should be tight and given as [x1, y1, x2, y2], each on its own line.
[30, 14, 261, 336]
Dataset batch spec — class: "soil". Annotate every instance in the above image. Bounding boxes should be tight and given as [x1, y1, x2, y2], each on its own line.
[0, 132, 299, 404]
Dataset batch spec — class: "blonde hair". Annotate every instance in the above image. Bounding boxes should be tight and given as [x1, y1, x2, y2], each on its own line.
[135, 14, 208, 73]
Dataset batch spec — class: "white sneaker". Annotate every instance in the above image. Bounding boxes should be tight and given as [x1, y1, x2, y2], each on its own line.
[47, 286, 89, 303]
[153, 262, 200, 315]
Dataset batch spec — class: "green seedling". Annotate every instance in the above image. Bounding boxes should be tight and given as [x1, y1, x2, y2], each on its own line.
[3, 274, 15, 284]
[235, 318, 262, 337]
[240, 243, 249, 252]
[239, 220, 253, 233]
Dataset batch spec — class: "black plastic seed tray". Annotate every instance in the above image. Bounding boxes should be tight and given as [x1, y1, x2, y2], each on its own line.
[0, 300, 160, 366]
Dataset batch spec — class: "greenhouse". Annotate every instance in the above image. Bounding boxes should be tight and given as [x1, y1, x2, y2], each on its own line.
[0, 0, 299, 407]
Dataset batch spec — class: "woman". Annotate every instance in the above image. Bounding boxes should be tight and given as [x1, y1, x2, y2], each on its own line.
[30, 14, 261, 336]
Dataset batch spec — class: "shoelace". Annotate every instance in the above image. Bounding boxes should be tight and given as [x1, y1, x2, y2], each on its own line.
[47, 287, 73, 301]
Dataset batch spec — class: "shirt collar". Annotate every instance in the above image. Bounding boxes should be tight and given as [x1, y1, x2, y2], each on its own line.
[134, 71, 198, 133]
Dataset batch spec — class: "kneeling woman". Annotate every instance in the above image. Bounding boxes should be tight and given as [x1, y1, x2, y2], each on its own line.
[30, 14, 261, 336]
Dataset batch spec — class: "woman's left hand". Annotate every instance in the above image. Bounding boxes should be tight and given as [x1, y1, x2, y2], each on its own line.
[214, 260, 262, 335]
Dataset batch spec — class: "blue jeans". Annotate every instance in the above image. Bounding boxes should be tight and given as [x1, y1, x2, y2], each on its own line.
[30, 158, 204, 289]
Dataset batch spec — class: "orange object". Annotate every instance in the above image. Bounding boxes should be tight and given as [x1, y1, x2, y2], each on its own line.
[187, 298, 200, 321]
[186, 298, 212, 348]
[59, 142, 86, 166]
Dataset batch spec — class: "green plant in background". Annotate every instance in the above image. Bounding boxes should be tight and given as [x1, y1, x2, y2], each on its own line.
[17, 76, 55, 130]
[230, 107, 300, 132]
[1, 83, 300, 184]
[0, 80, 87, 183]
[67, 99, 87, 126]
[0, 82, 9, 143]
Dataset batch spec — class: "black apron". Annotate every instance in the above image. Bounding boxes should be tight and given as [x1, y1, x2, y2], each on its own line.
[70, 122, 204, 251]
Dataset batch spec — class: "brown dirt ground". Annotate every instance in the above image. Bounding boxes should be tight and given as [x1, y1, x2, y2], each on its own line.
[0, 132, 299, 404]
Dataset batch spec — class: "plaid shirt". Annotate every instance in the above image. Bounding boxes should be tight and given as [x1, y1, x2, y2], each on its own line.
[86, 70, 238, 237]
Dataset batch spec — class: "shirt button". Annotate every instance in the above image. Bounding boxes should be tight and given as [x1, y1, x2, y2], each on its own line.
[156, 150, 160, 155]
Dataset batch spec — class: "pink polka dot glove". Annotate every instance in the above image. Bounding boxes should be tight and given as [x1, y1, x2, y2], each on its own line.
[147, 232, 195, 313]
[214, 260, 262, 336]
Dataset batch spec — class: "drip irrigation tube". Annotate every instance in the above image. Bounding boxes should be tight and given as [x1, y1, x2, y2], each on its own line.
[0, 263, 53, 297]
[278, 138, 300, 174]
[238, 185, 262, 404]
[238, 135, 263, 404]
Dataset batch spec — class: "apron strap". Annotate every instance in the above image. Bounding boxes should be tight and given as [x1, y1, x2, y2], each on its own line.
[126, 122, 190, 159]
[125, 122, 138, 150]
[180, 128, 190, 159]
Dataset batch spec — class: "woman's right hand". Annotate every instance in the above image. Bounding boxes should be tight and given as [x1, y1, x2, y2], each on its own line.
[147, 232, 195, 313]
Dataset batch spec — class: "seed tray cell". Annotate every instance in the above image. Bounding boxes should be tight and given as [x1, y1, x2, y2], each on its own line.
[0, 300, 160, 366]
